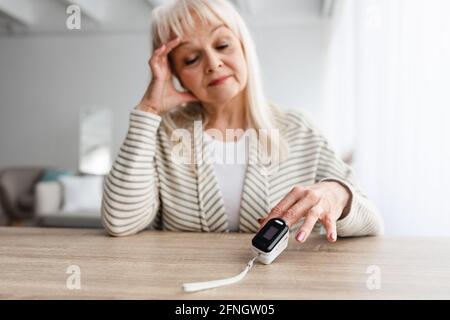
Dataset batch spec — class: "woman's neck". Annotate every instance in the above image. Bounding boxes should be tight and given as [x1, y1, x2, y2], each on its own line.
[203, 93, 247, 141]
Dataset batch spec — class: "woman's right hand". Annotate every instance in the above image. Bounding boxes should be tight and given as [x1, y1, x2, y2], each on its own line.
[137, 37, 199, 115]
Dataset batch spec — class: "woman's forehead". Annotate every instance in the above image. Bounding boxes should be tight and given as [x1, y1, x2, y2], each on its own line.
[170, 25, 231, 52]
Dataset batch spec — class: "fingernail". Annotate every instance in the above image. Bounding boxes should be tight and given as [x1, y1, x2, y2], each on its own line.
[296, 231, 306, 242]
[330, 232, 336, 241]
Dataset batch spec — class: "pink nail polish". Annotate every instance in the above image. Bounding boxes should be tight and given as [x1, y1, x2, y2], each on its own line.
[330, 232, 336, 241]
[297, 231, 306, 242]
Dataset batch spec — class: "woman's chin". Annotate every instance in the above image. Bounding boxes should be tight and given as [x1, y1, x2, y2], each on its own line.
[206, 89, 241, 104]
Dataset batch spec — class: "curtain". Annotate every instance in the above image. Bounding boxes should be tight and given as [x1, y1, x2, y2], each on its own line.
[322, 0, 450, 235]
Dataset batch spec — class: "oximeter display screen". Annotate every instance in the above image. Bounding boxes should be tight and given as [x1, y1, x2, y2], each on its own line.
[263, 226, 278, 240]
[252, 218, 289, 253]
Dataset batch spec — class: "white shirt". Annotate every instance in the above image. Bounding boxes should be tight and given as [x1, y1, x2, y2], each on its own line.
[204, 132, 249, 232]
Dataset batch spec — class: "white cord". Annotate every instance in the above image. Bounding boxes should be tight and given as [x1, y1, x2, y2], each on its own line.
[182, 255, 258, 293]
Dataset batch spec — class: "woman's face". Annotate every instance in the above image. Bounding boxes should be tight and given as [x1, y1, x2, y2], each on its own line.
[169, 18, 248, 108]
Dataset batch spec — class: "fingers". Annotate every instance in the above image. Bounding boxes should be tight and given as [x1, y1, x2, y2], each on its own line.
[149, 38, 181, 81]
[280, 189, 320, 227]
[154, 37, 181, 58]
[320, 213, 337, 243]
[149, 37, 180, 66]
[295, 205, 323, 243]
[258, 184, 340, 244]
[294, 207, 337, 243]
[165, 37, 181, 52]
[259, 186, 307, 229]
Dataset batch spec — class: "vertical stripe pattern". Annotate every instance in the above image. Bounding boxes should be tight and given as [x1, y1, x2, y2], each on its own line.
[101, 107, 384, 237]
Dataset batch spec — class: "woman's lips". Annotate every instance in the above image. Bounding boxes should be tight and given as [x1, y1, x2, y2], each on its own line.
[208, 75, 231, 86]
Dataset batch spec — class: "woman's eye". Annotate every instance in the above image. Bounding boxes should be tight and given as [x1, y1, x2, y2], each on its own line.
[183, 44, 228, 65]
[184, 57, 198, 65]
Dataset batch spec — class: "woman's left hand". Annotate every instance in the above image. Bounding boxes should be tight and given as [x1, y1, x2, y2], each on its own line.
[258, 182, 351, 243]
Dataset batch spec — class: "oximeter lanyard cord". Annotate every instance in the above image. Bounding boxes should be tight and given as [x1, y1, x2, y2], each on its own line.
[182, 255, 259, 293]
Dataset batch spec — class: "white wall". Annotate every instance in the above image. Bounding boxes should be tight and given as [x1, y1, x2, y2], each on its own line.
[0, 24, 330, 171]
[0, 33, 149, 170]
[252, 24, 329, 113]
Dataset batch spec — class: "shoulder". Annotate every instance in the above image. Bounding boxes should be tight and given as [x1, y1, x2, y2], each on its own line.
[269, 102, 325, 138]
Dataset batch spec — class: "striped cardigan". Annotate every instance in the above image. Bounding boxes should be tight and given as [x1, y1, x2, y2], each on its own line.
[101, 105, 384, 237]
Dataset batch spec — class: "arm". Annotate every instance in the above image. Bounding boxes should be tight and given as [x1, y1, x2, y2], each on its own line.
[316, 139, 384, 237]
[259, 109, 384, 241]
[101, 108, 162, 237]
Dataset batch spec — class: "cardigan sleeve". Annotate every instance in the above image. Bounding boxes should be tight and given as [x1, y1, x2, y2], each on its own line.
[101, 108, 162, 237]
[288, 108, 384, 237]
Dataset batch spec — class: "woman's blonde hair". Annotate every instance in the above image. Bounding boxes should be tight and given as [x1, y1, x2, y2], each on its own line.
[150, 0, 288, 166]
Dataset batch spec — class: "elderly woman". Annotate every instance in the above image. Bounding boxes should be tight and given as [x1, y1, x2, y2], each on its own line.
[101, 0, 383, 243]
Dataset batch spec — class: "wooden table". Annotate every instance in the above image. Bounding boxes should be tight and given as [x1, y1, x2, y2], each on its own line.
[1, 227, 449, 299]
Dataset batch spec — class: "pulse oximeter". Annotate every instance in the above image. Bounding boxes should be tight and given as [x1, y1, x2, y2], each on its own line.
[182, 218, 290, 292]
[251, 218, 289, 264]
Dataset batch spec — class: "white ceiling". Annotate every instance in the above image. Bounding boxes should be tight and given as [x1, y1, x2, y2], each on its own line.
[0, 0, 336, 36]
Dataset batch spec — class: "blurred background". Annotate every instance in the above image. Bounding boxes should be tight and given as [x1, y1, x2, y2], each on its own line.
[0, 0, 449, 236]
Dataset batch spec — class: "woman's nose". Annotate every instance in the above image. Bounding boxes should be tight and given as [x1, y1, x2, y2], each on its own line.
[205, 51, 223, 74]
